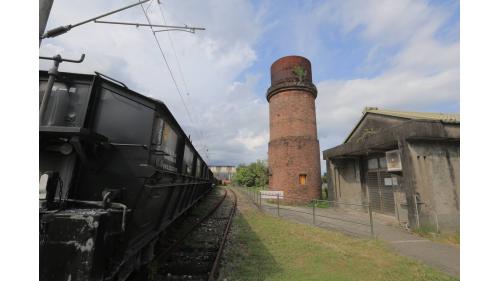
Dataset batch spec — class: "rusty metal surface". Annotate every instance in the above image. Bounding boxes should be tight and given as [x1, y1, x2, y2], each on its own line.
[270, 55, 312, 85]
[266, 55, 317, 101]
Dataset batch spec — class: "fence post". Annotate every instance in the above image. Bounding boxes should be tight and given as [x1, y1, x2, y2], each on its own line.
[313, 199, 316, 225]
[259, 191, 261, 208]
[277, 194, 280, 217]
[414, 194, 420, 228]
[368, 203, 374, 237]
[434, 212, 440, 233]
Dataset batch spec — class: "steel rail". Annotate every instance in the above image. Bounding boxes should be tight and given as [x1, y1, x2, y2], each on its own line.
[208, 188, 237, 281]
[154, 188, 228, 261]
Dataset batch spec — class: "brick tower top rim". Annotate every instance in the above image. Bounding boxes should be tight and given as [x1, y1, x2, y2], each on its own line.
[271, 55, 311, 67]
[266, 83, 317, 102]
[267, 55, 317, 102]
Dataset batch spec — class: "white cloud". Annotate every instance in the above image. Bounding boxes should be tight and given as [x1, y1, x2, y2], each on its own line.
[39, 0, 459, 172]
[320, 0, 447, 45]
[313, 0, 459, 171]
[40, 0, 267, 166]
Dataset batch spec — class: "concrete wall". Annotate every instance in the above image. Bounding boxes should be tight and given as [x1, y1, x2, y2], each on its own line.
[347, 114, 407, 143]
[393, 189, 409, 224]
[329, 158, 365, 207]
[407, 140, 460, 231]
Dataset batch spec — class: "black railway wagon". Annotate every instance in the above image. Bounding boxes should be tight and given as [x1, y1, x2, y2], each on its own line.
[39, 71, 214, 281]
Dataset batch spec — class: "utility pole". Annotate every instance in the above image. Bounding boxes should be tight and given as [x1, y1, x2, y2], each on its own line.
[39, 0, 54, 46]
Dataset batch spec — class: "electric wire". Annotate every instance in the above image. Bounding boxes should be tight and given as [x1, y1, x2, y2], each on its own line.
[158, 4, 190, 95]
[137, 1, 194, 127]
[156, 2, 210, 163]
[139, 1, 210, 164]
[145, 0, 154, 14]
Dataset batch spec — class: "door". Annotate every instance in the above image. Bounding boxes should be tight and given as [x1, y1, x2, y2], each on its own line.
[366, 156, 396, 215]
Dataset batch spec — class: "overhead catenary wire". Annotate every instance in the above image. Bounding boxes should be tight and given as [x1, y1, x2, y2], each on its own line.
[138, 1, 210, 163]
[158, 4, 190, 96]
[138, 2, 194, 125]
[157, 2, 210, 162]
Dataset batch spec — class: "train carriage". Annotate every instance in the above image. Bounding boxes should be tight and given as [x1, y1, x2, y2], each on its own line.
[39, 70, 214, 281]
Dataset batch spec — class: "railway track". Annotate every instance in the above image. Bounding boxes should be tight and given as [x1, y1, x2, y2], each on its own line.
[144, 187, 237, 281]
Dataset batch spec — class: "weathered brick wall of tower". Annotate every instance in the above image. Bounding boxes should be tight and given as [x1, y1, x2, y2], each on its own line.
[267, 56, 321, 202]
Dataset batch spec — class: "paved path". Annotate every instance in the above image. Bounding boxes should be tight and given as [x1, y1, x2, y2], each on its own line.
[241, 190, 460, 278]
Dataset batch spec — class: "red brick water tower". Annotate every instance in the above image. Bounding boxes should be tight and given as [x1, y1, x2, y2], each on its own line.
[267, 56, 321, 202]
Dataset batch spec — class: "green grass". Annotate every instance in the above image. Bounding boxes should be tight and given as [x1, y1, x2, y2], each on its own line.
[414, 226, 460, 246]
[307, 200, 331, 209]
[219, 188, 458, 281]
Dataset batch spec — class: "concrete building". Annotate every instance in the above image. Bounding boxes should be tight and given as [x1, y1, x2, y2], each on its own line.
[209, 166, 237, 184]
[267, 56, 321, 202]
[323, 107, 460, 231]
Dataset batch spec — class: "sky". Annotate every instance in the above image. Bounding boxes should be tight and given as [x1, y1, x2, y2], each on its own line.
[39, 0, 460, 173]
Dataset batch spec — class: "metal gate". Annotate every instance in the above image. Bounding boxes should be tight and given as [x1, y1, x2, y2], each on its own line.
[366, 157, 396, 215]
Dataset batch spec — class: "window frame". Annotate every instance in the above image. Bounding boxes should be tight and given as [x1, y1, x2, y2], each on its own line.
[299, 174, 307, 185]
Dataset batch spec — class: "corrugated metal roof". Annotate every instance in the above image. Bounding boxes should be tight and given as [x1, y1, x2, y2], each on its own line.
[362, 107, 460, 123]
[344, 107, 460, 143]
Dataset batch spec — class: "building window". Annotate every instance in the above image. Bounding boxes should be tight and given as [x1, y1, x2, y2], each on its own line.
[299, 174, 307, 185]
[378, 156, 387, 169]
[368, 158, 378, 170]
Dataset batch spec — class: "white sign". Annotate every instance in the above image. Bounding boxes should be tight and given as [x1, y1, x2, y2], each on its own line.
[384, 178, 393, 186]
[384, 177, 398, 186]
[260, 190, 284, 199]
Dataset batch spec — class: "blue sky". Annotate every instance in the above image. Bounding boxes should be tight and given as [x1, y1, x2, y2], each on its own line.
[245, 0, 459, 100]
[39, 0, 460, 172]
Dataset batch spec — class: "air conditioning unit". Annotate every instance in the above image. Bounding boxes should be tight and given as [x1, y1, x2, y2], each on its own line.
[386, 149, 402, 172]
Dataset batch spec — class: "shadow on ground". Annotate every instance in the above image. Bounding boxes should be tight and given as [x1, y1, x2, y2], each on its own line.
[217, 207, 282, 281]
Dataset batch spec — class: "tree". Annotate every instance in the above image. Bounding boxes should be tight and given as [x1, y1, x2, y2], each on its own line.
[234, 160, 268, 187]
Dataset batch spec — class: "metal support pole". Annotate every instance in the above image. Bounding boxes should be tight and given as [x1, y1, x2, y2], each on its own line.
[277, 194, 280, 217]
[94, 20, 205, 33]
[39, 0, 54, 45]
[39, 54, 85, 124]
[414, 195, 420, 228]
[39, 59, 59, 123]
[259, 191, 261, 208]
[41, 0, 151, 39]
[313, 199, 316, 225]
[434, 212, 440, 233]
[368, 203, 374, 237]
[393, 184, 400, 223]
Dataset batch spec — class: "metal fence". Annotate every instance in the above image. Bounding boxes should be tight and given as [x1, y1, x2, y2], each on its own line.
[239, 187, 374, 237]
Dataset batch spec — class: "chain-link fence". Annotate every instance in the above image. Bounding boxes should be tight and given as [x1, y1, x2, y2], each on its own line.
[238, 187, 375, 237]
